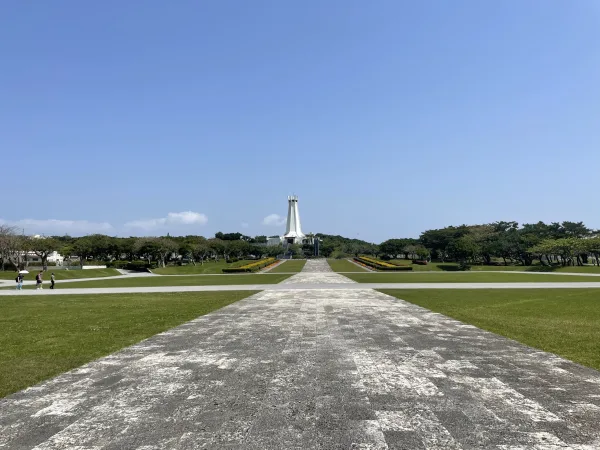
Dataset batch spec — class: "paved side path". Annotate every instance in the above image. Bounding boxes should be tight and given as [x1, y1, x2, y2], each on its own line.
[260, 260, 287, 273]
[3, 281, 600, 296]
[2, 271, 600, 448]
[346, 258, 375, 271]
[0, 271, 156, 289]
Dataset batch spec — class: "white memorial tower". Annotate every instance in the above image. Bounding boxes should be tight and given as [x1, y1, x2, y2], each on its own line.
[283, 195, 306, 245]
[266, 195, 315, 248]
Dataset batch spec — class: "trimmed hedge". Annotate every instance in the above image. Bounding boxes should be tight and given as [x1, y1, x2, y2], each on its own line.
[222, 258, 277, 273]
[106, 260, 128, 269]
[355, 256, 413, 271]
[127, 260, 158, 271]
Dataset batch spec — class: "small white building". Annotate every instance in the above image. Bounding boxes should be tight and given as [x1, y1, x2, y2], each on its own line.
[267, 236, 283, 246]
[47, 251, 65, 265]
[22, 251, 64, 265]
[23, 235, 65, 265]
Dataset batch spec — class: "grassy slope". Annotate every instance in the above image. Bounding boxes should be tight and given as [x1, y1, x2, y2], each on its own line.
[0, 268, 121, 281]
[267, 260, 307, 273]
[0, 291, 254, 398]
[327, 259, 368, 272]
[380, 289, 600, 371]
[390, 260, 600, 273]
[152, 260, 253, 275]
[345, 272, 600, 283]
[24, 273, 292, 289]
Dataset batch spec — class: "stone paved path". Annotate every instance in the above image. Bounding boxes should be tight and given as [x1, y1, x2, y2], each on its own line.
[281, 259, 357, 284]
[1, 263, 600, 449]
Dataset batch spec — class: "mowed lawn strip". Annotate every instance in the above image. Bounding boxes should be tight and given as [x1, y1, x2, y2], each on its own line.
[0, 268, 121, 281]
[327, 259, 368, 272]
[152, 260, 253, 275]
[380, 289, 600, 371]
[24, 273, 291, 289]
[390, 261, 600, 273]
[0, 291, 255, 398]
[267, 260, 307, 273]
[345, 272, 600, 283]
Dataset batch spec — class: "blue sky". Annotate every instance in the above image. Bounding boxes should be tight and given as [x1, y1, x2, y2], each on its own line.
[1, 1, 599, 243]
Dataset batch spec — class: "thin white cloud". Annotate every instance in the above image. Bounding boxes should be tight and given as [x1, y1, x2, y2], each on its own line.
[263, 214, 286, 226]
[241, 222, 249, 228]
[124, 211, 208, 230]
[0, 218, 113, 235]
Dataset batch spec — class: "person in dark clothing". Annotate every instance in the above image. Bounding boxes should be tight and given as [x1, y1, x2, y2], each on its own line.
[50, 273, 55, 289]
[36, 271, 43, 290]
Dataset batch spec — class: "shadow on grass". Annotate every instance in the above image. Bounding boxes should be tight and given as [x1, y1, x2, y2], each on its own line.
[525, 265, 560, 272]
[437, 264, 562, 272]
[522, 264, 596, 273]
[435, 264, 462, 271]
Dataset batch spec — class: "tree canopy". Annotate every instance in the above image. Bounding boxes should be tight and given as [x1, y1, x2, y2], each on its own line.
[1, 219, 598, 271]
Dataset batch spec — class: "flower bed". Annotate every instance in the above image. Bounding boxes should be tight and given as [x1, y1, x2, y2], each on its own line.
[222, 257, 277, 273]
[355, 256, 413, 271]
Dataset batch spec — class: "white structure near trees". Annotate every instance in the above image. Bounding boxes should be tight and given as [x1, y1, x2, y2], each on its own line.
[267, 196, 315, 247]
[283, 195, 306, 245]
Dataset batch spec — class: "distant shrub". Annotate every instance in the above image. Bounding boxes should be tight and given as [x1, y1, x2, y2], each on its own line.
[106, 260, 129, 269]
[330, 250, 347, 259]
[412, 260, 428, 265]
[458, 262, 471, 271]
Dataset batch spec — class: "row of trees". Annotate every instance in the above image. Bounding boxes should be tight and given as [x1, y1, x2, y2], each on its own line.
[0, 227, 286, 270]
[2, 221, 599, 271]
[398, 221, 599, 267]
[0, 225, 64, 271]
[316, 222, 600, 267]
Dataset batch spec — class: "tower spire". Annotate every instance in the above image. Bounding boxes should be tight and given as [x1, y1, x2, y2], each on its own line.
[283, 195, 305, 244]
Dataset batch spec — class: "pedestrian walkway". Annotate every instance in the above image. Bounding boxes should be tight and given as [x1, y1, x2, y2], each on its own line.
[280, 259, 356, 284]
[3, 281, 600, 296]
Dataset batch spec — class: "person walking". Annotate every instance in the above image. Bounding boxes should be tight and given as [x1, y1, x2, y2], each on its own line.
[50, 273, 55, 289]
[15, 273, 24, 290]
[35, 271, 43, 290]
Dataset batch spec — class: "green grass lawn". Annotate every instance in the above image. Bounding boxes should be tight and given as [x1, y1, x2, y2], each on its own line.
[152, 260, 254, 275]
[14, 273, 292, 289]
[327, 259, 368, 272]
[267, 260, 307, 273]
[389, 260, 600, 273]
[345, 272, 600, 283]
[0, 291, 255, 398]
[0, 268, 121, 281]
[380, 289, 600, 371]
